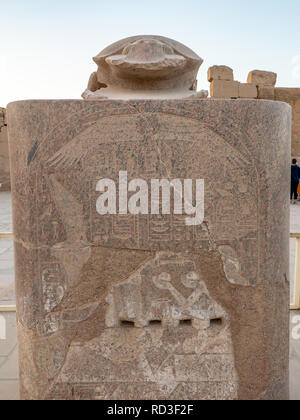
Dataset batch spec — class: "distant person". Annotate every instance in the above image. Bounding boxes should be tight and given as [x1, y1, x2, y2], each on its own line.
[291, 159, 300, 204]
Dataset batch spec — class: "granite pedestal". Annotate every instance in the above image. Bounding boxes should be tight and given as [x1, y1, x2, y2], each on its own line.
[7, 98, 291, 400]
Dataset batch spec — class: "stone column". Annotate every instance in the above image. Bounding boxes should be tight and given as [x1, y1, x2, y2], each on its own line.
[7, 36, 292, 400]
[275, 88, 300, 158]
[7, 98, 291, 400]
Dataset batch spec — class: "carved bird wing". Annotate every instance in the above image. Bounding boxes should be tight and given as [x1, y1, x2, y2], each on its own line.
[47, 135, 90, 169]
[47, 122, 102, 169]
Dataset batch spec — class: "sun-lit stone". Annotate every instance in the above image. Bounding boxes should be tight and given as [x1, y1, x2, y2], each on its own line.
[238, 83, 258, 99]
[7, 36, 291, 401]
[258, 85, 275, 100]
[207, 65, 234, 82]
[247, 70, 277, 87]
[210, 80, 239, 99]
[82, 35, 207, 100]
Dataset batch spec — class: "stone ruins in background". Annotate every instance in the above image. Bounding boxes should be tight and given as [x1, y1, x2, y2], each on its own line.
[208, 65, 300, 156]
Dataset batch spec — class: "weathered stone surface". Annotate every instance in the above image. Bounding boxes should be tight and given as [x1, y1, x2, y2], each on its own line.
[247, 70, 277, 87]
[82, 36, 204, 100]
[207, 66, 234, 82]
[0, 108, 10, 192]
[7, 97, 291, 400]
[258, 85, 275, 100]
[210, 80, 239, 99]
[207, 63, 298, 157]
[238, 83, 257, 99]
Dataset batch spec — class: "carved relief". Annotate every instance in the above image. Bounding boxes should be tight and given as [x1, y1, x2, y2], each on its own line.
[106, 253, 224, 328]
[35, 175, 92, 336]
[218, 245, 249, 286]
[37, 302, 99, 337]
[18, 103, 263, 398]
[27, 109, 259, 349]
[32, 111, 260, 288]
[8, 93, 290, 400]
[45, 253, 239, 400]
[42, 263, 66, 313]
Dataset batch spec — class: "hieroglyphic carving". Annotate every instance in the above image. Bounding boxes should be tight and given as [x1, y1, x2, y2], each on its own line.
[45, 253, 239, 400]
[31, 111, 260, 287]
[41, 263, 66, 313]
[84, 114, 259, 284]
[35, 175, 92, 336]
[27, 108, 260, 348]
[9, 95, 290, 400]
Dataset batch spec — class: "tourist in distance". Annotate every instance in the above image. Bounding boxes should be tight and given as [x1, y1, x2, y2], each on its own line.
[291, 158, 300, 204]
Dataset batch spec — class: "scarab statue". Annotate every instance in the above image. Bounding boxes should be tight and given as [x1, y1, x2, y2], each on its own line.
[82, 35, 208, 100]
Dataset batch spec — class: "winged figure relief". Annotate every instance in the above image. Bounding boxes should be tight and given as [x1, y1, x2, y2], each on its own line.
[47, 123, 100, 170]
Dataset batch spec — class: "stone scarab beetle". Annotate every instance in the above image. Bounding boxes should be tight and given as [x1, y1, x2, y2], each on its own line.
[82, 35, 208, 100]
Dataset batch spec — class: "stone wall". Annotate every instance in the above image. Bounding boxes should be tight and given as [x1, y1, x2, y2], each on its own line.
[208, 67, 300, 157]
[275, 88, 300, 157]
[0, 108, 10, 192]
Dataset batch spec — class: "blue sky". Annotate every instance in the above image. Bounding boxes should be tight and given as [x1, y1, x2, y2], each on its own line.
[0, 0, 300, 106]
